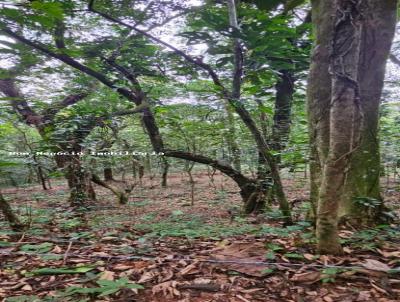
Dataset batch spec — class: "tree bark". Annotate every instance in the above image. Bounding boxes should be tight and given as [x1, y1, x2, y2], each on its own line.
[91, 174, 133, 204]
[316, 0, 363, 255]
[339, 0, 398, 222]
[161, 157, 169, 188]
[271, 70, 295, 156]
[65, 155, 96, 207]
[224, 102, 241, 172]
[0, 191, 24, 231]
[104, 167, 114, 181]
[308, 0, 398, 226]
[307, 0, 334, 218]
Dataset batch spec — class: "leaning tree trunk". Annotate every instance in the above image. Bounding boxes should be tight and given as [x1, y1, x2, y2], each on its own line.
[0, 191, 24, 231]
[339, 0, 397, 223]
[91, 174, 133, 204]
[316, 0, 363, 255]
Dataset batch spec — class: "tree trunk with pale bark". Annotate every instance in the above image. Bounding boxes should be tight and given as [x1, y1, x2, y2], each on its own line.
[308, 0, 397, 254]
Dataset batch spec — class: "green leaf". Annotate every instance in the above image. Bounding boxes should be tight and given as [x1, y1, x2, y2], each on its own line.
[20, 242, 53, 253]
[30, 1, 64, 20]
[97, 288, 120, 297]
[29, 266, 95, 276]
[283, 253, 304, 259]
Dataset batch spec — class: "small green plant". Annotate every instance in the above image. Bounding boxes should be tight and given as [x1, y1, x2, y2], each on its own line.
[321, 267, 340, 283]
[20, 242, 53, 253]
[353, 197, 381, 208]
[60, 277, 143, 298]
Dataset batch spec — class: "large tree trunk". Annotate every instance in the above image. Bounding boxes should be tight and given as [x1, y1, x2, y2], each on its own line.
[307, 0, 334, 218]
[0, 191, 24, 231]
[309, 0, 398, 226]
[316, 0, 363, 255]
[339, 0, 397, 223]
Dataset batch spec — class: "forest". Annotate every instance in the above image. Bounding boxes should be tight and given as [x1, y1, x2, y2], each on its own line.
[0, 0, 400, 301]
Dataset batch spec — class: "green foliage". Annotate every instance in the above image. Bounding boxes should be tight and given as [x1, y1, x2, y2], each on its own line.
[61, 277, 143, 298]
[29, 266, 95, 276]
[20, 242, 54, 253]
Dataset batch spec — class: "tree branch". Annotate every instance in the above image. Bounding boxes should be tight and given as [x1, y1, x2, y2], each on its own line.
[163, 149, 250, 186]
[42, 92, 90, 123]
[389, 53, 400, 67]
[0, 78, 43, 128]
[87, 0, 228, 95]
[0, 26, 139, 104]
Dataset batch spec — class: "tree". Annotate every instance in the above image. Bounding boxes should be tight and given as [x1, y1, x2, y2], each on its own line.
[0, 0, 295, 221]
[308, 0, 398, 254]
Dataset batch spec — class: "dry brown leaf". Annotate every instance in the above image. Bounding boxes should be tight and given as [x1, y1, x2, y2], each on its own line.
[343, 247, 353, 254]
[179, 262, 199, 275]
[21, 284, 32, 291]
[212, 242, 266, 277]
[152, 281, 181, 297]
[113, 264, 133, 271]
[51, 245, 62, 253]
[377, 249, 400, 258]
[290, 271, 321, 284]
[323, 296, 334, 302]
[362, 259, 391, 272]
[138, 271, 157, 283]
[99, 270, 115, 281]
[303, 253, 315, 261]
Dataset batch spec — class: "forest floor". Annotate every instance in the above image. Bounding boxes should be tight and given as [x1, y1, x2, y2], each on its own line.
[1, 172, 400, 302]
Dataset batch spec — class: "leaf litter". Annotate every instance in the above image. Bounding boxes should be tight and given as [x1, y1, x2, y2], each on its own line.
[0, 173, 399, 301]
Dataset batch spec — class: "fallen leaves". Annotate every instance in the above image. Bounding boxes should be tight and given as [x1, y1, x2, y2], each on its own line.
[362, 259, 391, 272]
[291, 271, 321, 284]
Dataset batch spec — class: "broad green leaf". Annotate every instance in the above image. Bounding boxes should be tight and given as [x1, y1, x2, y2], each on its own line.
[29, 266, 95, 276]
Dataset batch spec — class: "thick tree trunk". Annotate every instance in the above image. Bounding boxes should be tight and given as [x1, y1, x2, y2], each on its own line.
[65, 155, 96, 207]
[339, 0, 397, 223]
[316, 0, 363, 255]
[0, 191, 24, 231]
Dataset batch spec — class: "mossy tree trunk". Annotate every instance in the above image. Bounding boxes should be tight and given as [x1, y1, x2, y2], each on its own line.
[308, 0, 398, 229]
[339, 0, 398, 223]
